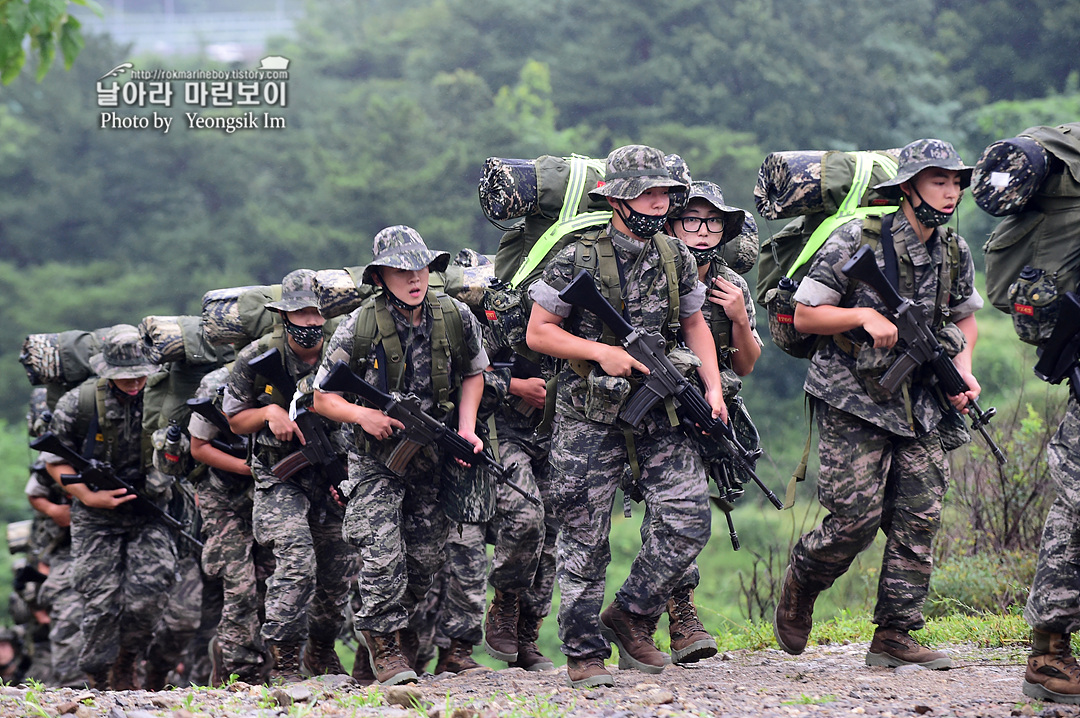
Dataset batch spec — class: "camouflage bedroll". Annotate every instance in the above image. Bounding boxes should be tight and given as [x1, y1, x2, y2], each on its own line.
[983, 124, 1080, 345]
[313, 261, 494, 320]
[201, 284, 281, 346]
[754, 148, 901, 220]
[19, 327, 111, 387]
[138, 315, 230, 365]
[726, 211, 760, 275]
[973, 123, 1080, 217]
[478, 155, 608, 223]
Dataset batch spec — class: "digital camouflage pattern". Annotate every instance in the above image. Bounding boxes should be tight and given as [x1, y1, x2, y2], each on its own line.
[478, 157, 541, 220]
[426, 522, 487, 647]
[36, 550, 83, 686]
[549, 413, 710, 658]
[723, 211, 760, 275]
[873, 139, 972, 196]
[264, 269, 320, 313]
[1025, 399, 1080, 634]
[971, 136, 1050, 216]
[588, 145, 687, 202]
[699, 259, 762, 399]
[189, 366, 273, 680]
[200, 284, 280, 347]
[754, 149, 902, 220]
[88, 324, 157, 380]
[794, 212, 981, 437]
[360, 225, 451, 286]
[788, 401, 948, 632]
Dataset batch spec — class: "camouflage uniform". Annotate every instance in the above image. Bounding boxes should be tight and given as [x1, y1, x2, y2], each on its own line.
[787, 200, 981, 631]
[223, 319, 356, 652]
[25, 467, 83, 687]
[312, 281, 488, 637]
[39, 326, 178, 680]
[189, 365, 273, 681]
[529, 212, 712, 659]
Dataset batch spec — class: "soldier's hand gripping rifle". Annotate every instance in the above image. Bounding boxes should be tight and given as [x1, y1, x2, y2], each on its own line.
[319, 360, 541, 506]
[185, 397, 249, 458]
[841, 244, 1007, 464]
[248, 348, 348, 489]
[30, 432, 203, 548]
[558, 269, 784, 511]
[1033, 290, 1080, 403]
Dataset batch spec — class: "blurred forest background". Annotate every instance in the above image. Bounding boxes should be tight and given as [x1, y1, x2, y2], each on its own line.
[1, 0, 1079, 644]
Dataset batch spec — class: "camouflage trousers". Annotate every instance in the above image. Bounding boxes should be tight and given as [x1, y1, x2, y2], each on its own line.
[549, 413, 710, 659]
[37, 549, 84, 687]
[789, 402, 948, 631]
[1025, 398, 1080, 633]
[252, 473, 355, 646]
[343, 453, 448, 635]
[199, 471, 274, 675]
[148, 554, 204, 682]
[70, 505, 177, 676]
[422, 522, 488, 647]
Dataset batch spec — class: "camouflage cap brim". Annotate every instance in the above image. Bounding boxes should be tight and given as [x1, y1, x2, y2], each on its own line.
[264, 290, 321, 313]
[873, 138, 973, 196]
[588, 174, 687, 201]
[361, 249, 451, 285]
[89, 352, 158, 379]
[685, 181, 747, 244]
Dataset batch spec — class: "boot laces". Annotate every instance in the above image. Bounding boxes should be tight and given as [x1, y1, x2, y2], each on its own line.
[671, 592, 704, 630]
[492, 593, 519, 633]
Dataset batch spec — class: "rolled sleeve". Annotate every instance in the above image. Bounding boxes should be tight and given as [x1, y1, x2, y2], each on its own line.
[950, 287, 984, 322]
[793, 276, 843, 307]
[679, 280, 706, 317]
[529, 280, 572, 318]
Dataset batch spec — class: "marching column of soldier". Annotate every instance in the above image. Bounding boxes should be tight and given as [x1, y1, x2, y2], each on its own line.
[10, 138, 1079, 705]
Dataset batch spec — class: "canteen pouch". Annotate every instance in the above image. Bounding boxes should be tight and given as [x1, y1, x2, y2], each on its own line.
[937, 409, 972, 452]
[764, 277, 817, 358]
[584, 371, 631, 425]
[482, 286, 528, 349]
[1008, 266, 1059, 346]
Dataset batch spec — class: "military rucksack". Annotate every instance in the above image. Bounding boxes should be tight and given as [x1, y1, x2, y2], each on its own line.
[756, 151, 902, 357]
[981, 124, 1080, 346]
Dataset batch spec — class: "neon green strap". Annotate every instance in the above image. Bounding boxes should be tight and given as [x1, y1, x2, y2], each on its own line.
[785, 152, 899, 277]
[509, 155, 611, 289]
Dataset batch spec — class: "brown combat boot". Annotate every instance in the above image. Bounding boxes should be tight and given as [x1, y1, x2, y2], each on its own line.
[397, 627, 424, 674]
[484, 589, 520, 662]
[303, 637, 345, 676]
[511, 612, 554, 672]
[1023, 630, 1080, 704]
[434, 639, 489, 674]
[110, 648, 139, 691]
[667, 587, 718, 665]
[351, 642, 376, 686]
[866, 627, 953, 670]
[773, 567, 823, 655]
[599, 600, 666, 673]
[360, 630, 417, 686]
[565, 655, 613, 688]
[268, 641, 304, 683]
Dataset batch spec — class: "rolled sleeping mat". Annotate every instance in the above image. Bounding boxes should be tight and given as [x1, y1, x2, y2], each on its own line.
[972, 136, 1050, 216]
[19, 328, 110, 386]
[201, 285, 281, 346]
[478, 157, 540, 221]
[754, 149, 901, 220]
[139, 315, 226, 365]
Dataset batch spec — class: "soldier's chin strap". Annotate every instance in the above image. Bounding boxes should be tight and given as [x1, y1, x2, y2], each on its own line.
[374, 269, 428, 314]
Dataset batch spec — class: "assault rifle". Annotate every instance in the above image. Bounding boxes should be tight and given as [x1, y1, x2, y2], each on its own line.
[30, 432, 203, 548]
[1033, 290, 1080, 403]
[185, 397, 249, 457]
[558, 269, 784, 511]
[248, 348, 348, 488]
[841, 244, 1007, 465]
[319, 360, 540, 506]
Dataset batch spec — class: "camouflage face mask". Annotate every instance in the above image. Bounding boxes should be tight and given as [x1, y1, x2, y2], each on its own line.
[283, 319, 323, 349]
[688, 245, 721, 268]
[615, 200, 668, 238]
[908, 184, 959, 228]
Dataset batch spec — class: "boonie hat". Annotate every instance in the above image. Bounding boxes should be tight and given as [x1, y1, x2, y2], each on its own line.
[874, 139, 973, 197]
[89, 324, 158, 379]
[681, 181, 746, 245]
[589, 145, 688, 201]
[265, 268, 321, 313]
[362, 226, 450, 286]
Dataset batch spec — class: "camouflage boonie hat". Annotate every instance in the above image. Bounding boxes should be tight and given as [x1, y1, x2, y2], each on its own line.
[265, 268, 321, 313]
[874, 138, 973, 197]
[88, 324, 158, 379]
[361, 225, 451, 286]
[665, 153, 692, 217]
[680, 181, 746, 245]
[588, 144, 687, 201]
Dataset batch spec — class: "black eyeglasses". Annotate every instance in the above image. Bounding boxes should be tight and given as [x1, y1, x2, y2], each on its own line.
[678, 216, 724, 233]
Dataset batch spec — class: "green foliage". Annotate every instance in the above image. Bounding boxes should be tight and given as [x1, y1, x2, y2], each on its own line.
[928, 551, 1036, 617]
[0, 0, 102, 84]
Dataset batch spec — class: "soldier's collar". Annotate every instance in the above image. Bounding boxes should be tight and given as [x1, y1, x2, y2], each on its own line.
[609, 226, 646, 255]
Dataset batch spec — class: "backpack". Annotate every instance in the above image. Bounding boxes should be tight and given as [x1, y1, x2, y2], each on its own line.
[982, 124, 1080, 346]
[756, 150, 901, 357]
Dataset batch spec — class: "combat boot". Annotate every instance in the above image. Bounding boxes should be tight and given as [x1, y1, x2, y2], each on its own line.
[599, 600, 666, 673]
[773, 566, 823, 655]
[866, 627, 953, 670]
[1023, 630, 1080, 704]
[398, 627, 423, 674]
[142, 658, 172, 691]
[359, 630, 417, 686]
[565, 655, 613, 688]
[267, 641, 304, 684]
[303, 637, 345, 676]
[87, 667, 111, 691]
[351, 642, 376, 686]
[110, 648, 139, 691]
[208, 637, 223, 687]
[484, 589, 520, 662]
[512, 612, 554, 672]
[434, 639, 489, 674]
[667, 587, 718, 664]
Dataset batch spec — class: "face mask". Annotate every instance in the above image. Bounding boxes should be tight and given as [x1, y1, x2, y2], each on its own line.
[908, 184, 956, 228]
[284, 320, 323, 349]
[687, 245, 721, 268]
[616, 200, 668, 238]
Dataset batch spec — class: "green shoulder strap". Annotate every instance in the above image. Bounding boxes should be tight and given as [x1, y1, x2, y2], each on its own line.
[428, 290, 466, 412]
[509, 155, 612, 289]
[253, 329, 290, 409]
[653, 234, 682, 339]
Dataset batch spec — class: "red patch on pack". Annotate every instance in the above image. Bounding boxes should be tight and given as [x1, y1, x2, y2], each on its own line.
[485, 310, 498, 322]
[776, 313, 795, 324]
[1014, 303, 1034, 316]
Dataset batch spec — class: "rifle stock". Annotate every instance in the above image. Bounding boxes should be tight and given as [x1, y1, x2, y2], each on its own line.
[557, 270, 783, 510]
[186, 397, 248, 456]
